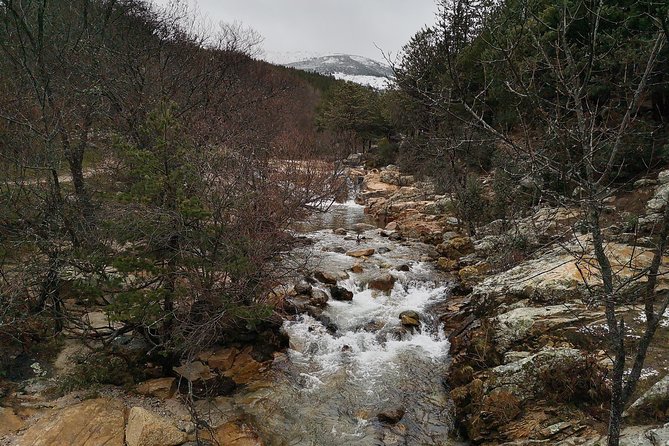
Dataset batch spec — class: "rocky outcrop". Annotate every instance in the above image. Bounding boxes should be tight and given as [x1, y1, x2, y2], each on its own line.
[125, 406, 187, 446]
[135, 377, 177, 400]
[18, 398, 126, 446]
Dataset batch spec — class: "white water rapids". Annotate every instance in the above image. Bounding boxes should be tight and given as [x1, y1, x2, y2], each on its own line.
[233, 200, 458, 445]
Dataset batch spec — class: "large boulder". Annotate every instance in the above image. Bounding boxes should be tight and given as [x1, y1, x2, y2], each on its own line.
[436, 237, 473, 258]
[314, 270, 338, 285]
[368, 273, 396, 292]
[125, 406, 187, 446]
[18, 398, 125, 446]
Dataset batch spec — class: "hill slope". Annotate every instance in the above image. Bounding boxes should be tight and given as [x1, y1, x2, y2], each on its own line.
[284, 54, 393, 89]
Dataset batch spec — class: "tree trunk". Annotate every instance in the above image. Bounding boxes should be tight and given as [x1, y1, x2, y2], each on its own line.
[607, 320, 626, 446]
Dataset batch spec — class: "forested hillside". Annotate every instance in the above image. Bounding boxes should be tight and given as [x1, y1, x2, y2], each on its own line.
[0, 0, 345, 375]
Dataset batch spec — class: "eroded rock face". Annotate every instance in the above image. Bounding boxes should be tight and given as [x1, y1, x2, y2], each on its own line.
[125, 406, 187, 446]
[18, 398, 125, 446]
[471, 236, 669, 304]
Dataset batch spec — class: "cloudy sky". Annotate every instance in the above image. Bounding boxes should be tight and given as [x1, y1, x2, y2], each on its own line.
[151, 0, 437, 63]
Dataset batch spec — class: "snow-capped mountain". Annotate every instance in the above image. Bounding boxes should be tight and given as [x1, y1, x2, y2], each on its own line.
[283, 54, 394, 89]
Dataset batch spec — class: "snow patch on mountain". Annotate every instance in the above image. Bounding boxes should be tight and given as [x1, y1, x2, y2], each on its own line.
[268, 53, 394, 89]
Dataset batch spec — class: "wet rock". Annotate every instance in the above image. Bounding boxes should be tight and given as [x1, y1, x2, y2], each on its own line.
[625, 375, 669, 422]
[314, 270, 338, 284]
[310, 289, 329, 307]
[126, 407, 187, 446]
[293, 282, 312, 295]
[378, 408, 406, 424]
[330, 286, 354, 301]
[395, 264, 411, 272]
[135, 377, 177, 400]
[399, 310, 420, 327]
[350, 263, 364, 273]
[377, 246, 391, 254]
[369, 273, 396, 292]
[285, 293, 327, 314]
[333, 227, 347, 235]
[353, 223, 376, 232]
[346, 248, 375, 257]
[389, 232, 403, 241]
[17, 398, 125, 446]
[0, 407, 25, 437]
[317, 315, 338, 333]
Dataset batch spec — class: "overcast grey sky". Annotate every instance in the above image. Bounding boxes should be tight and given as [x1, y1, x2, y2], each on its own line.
[151, 0, 437, 63]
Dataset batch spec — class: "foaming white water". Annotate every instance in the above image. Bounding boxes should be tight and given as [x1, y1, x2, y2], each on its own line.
[284, 276, 450, 392]
[240, 195, 455, 445]
[324, 275, 447, 331]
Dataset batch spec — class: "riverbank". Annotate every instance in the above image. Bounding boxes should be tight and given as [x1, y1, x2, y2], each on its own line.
[352, 164, 669, 445]
[0, 181, 458, 446]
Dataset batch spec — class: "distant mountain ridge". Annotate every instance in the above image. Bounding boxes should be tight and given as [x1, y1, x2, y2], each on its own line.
[282, 54, 394, 89]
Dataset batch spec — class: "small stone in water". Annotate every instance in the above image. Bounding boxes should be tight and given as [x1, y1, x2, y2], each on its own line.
[330, 286, 353, 301]
[399, 311, 420, 327]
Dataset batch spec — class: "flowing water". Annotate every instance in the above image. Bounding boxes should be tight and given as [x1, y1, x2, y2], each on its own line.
[234, 200, 456, 445]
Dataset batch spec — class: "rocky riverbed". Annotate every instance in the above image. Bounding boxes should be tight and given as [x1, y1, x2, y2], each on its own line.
[353, 164, 669, 446]
[2, 163, 669, 446]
